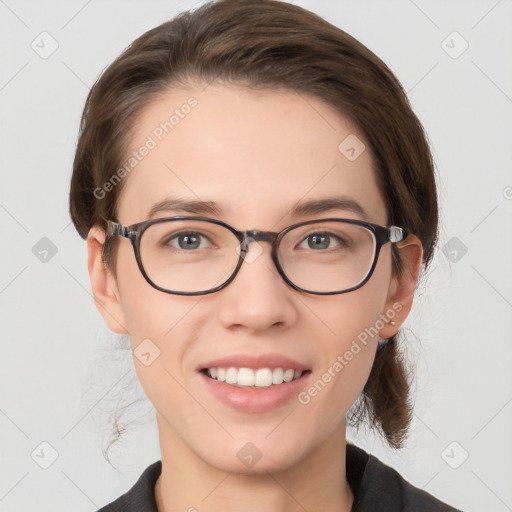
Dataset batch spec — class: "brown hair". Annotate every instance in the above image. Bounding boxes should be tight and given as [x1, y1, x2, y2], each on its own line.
[70, 0, 438, 450]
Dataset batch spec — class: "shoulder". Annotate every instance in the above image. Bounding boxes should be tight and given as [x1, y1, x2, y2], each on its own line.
[346, 443, 464, 512]
[95, 460, 162, 512]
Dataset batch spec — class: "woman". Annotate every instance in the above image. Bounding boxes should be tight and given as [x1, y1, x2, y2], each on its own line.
[69, 0, 463, 510]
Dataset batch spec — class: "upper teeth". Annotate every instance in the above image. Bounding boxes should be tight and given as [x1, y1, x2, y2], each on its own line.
[207, 367, 303, 387]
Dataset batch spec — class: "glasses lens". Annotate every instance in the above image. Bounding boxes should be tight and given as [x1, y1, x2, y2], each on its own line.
[277, 221, 376, 293]
[138, 219, 377, 294]
[139, 220, 240, 293]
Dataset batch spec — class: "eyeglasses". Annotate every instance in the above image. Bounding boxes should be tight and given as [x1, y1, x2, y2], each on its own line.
[105, 216, 408, 296]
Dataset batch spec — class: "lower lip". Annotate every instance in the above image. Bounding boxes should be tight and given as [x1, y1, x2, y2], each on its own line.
[199, 371, 312, 413]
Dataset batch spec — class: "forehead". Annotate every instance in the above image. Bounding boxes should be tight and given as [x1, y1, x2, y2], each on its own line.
[117, 84, 387, 227]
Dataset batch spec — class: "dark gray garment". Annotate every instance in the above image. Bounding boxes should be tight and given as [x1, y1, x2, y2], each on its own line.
[96, 443, 463, 511]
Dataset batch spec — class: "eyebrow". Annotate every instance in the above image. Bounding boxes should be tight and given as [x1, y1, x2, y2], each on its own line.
[147, 196, 369, 221]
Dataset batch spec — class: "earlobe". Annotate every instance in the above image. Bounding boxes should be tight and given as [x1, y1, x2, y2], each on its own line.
[379, 234, 423, 339]
[87, 226, 129, 334]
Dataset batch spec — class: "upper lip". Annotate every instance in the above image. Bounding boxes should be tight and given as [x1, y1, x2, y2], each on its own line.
[198, 353, 311, 372]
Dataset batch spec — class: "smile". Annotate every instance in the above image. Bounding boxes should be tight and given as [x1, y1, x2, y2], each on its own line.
[202, 367, 309, 388]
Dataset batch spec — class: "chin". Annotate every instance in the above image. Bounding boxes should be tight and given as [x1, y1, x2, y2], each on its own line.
[197, 437, 308, 475]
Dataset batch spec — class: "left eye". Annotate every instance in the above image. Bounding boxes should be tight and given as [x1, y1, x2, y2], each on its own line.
[299, 233, 347, 250]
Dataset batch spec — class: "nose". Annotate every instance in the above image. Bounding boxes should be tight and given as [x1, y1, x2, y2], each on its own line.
[216, 239, 299, 333]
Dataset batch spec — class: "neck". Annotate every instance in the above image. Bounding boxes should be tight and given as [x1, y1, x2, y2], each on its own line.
[154, 415, 354, 512]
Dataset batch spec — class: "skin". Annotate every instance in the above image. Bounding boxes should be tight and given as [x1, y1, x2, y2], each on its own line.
[87, 83, 423, 512]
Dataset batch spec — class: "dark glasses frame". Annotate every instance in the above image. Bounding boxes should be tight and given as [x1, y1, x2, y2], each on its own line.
[104, 216, 408, 296]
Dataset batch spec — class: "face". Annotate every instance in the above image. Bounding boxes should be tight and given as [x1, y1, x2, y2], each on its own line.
[89, 83, 420, 474]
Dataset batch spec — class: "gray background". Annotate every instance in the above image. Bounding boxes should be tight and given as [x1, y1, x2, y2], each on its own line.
[1, 0, 511, 511]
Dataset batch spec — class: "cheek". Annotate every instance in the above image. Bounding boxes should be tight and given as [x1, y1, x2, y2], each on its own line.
[313, 247, 393, 349]
[300, 250, 394, 413]
[114, 245, 201, 396]
[307, 290, 384, 398]
[115, 241, 190, 337]
[276, 290, 385, 460]
[117, 286, 203, 424]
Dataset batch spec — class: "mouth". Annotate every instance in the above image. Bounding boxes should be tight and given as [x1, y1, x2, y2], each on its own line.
[198, 356, 313, 412]
[200, 367, 312, 389]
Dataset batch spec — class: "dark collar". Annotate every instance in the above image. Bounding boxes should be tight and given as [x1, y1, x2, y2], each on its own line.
[97, 443, 461, 511]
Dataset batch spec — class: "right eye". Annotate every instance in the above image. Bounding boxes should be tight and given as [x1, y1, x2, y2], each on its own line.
[162, 231, 212, 250]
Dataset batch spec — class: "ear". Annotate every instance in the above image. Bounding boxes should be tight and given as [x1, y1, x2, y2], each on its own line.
[379, 234, 423, 339]
[87, 226, 129, 334]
